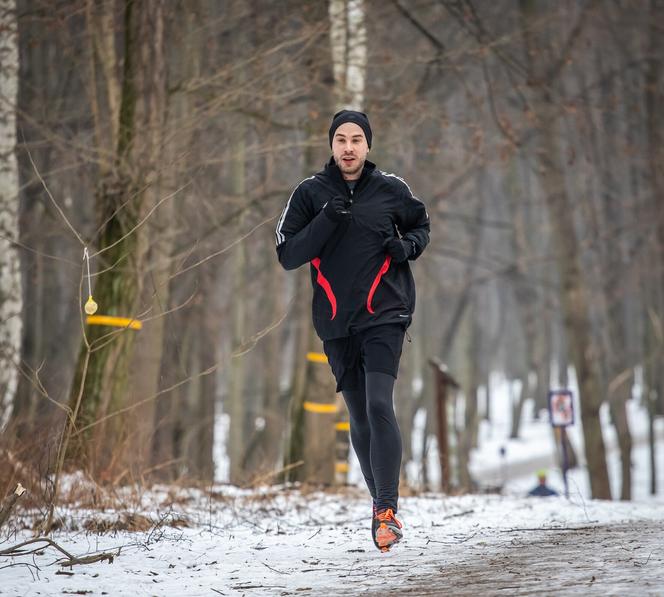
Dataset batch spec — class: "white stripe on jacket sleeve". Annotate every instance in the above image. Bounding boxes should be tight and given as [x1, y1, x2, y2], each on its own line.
[275, 176, 315, 246]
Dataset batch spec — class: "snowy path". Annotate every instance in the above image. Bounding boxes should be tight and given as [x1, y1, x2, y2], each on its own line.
[375, 521, 664, 596]
[2, 488, 663, 596]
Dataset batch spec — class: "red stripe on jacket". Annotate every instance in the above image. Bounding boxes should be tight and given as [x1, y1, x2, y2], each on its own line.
[311, 258, 337, 320]
[367, 256, 392, 314]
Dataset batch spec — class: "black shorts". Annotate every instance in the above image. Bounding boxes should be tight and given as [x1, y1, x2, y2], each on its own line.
[323, 324, 406, 392]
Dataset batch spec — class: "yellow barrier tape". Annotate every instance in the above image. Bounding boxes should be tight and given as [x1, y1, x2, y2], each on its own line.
[335, 421, 350, 431]
[306, 352, 328, 363]
[86, 315, 143, 330]
[303, 401, 338, 414]
[335, 462, 350, 473]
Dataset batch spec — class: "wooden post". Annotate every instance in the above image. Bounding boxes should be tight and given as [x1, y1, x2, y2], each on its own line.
[302, 350, 337, 485]
[429, 358, 459, 494]
[334, 394, 350, 485]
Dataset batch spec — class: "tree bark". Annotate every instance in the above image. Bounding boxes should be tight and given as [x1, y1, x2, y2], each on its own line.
[284, 2, 338, 483]
[0, 0, 22, 431]
[329, 0, 367, 110]
[10, 3, 82, 446]
[519, 0, 611, 499]
[285, 270, 314, 482]
[643, 0, 664, 494]
[67, 0, 167, 476]
[582, 56, 633, 500]
[646, 0, 664, 416]
[245, 235, 287, 478]
[228, 120, 248, 485]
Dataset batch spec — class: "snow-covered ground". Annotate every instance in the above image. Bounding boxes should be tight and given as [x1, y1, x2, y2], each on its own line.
[3, 485, 664, 596]
[466, 371, 664, 502]
[3, 371, 663, 595]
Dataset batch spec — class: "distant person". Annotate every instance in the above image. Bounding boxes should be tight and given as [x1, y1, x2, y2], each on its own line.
[275, 110, 430, 551]
[528, 470, 559, 497]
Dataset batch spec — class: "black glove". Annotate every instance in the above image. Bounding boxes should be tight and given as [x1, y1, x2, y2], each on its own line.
[323, 195, 351, 223]
[383, 237, 415, 263]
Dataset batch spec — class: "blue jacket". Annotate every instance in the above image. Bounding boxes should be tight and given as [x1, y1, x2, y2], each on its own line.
[528, 484, 559, 497]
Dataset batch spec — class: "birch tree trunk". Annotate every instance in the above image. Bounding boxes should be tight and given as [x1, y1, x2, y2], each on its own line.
[330, 0, 367, 110]
[0, 0, 21, 431]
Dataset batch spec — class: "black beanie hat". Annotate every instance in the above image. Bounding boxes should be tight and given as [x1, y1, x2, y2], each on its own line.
[328, 110, 372, 149]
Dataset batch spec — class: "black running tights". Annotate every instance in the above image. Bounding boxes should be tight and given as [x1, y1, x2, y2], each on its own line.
[342, 371, 402, 512]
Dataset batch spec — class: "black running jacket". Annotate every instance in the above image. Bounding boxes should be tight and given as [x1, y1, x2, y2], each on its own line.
[275, 158, 430, 340]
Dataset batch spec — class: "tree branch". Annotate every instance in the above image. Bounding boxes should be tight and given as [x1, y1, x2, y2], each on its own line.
[391, 0, 446, 52]
[545, 1, 596, 83]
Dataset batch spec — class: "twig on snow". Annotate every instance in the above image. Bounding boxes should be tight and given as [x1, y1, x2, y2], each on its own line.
[261, 561, 288, 575]
[0, 561, 40, 580]
[500, 525, 598, 533]
[432, 508, 475, 525]
[634, 551, 653, 567]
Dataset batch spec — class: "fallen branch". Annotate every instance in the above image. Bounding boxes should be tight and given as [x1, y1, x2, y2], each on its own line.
[0, 483, 26, 530]
[0, 537, 75, 560]
[56, 551, 116, 567]
[0, 536, 118, 567]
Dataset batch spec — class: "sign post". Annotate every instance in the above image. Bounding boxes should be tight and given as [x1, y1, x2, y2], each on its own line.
[548, 389, 574, 498]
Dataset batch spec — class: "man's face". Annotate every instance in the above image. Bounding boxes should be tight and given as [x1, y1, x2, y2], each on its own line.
[332, 122, 369, 180]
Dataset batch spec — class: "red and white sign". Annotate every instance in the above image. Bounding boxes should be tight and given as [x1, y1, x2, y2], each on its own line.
[548, 390, 574, 427]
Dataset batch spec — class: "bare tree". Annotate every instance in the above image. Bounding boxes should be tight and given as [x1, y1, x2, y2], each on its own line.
[0, 0, 21, 430]
[67, 0, 168, 474]
[516, 1, 611, 499]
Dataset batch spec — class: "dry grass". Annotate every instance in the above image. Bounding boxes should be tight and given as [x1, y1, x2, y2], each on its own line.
[82, 513, 154, 533]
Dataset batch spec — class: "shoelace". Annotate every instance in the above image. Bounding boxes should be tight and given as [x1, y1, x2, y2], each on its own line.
[375, 508, 402, 528]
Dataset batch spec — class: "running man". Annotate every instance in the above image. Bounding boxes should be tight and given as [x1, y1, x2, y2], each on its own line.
[275, 110, 430, 551]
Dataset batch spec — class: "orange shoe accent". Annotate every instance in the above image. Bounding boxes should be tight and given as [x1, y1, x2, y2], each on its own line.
[376, 523, 397, 548]
[374, 509, 403, 550]
[375, 508, 402, 528]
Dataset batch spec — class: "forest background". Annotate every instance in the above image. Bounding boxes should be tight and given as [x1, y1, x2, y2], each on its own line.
[1, 0, 663, 519]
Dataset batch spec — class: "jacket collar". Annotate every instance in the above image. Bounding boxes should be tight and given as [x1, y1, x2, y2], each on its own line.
[324, 157, 376, 191]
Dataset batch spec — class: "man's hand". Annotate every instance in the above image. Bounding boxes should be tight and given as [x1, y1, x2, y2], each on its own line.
[323, 195, 351, 223]
[383, 237, 414, 263]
